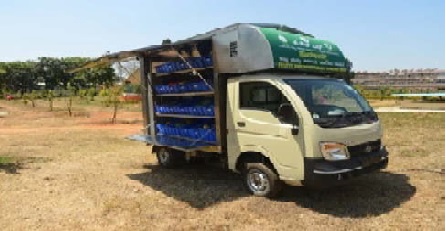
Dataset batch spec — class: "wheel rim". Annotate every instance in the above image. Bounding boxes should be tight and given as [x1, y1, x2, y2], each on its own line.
[247, 169, 270, 193]
[158, 149, 170, 164]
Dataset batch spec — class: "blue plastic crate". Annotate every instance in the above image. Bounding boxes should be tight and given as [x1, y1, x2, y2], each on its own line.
[178, 84, 187, 92]
[195, 82, 205, 91]
[189, 57, 203, 68]
[155, 124, 165, 134]
[178, 106, 186, 114]
[191, 129, 200, 139]
[166, 126, 174, 135]
[161, 65, 168, 73]
[179, 62, 187, 70]
[178, 128, 186, 137]
[203, 56, 213, 67]
[170, 85, 179, 93]
[190, 107, 199, 115]
[174, 62, 181, 71]
[201, 83, 211, 91]
[170, 127, 178, 136]
[204, 106, 214, 116]
[195, 128, 214, 142]
[187, 106, 196, 115]
[190, 83, 200, 92]
[209, 129, 216, 142]
[154, 85, 164, 94]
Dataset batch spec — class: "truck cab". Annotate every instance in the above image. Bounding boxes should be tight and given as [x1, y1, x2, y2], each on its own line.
[227, 74, 388, 196]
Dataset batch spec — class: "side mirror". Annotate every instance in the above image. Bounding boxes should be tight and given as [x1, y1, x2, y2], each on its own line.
[278, 103, 298, 125]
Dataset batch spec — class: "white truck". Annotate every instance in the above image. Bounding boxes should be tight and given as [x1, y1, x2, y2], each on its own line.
[103, 23, 389, 197]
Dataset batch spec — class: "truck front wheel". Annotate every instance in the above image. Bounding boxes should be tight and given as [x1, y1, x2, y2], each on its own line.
[244, 163, 283, 198]
[156, 147, 185, 168]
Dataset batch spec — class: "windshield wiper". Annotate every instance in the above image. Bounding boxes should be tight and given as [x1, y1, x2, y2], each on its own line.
[343, 111, 378, 124]
[314, 112, 360, 128]
[313, 110, 379, 128]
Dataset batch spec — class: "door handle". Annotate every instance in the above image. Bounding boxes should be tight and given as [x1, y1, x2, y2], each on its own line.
[237, 122, 246, 127]
[291, 127, 299, 135]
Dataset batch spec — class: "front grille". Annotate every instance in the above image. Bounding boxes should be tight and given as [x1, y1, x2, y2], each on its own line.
[347, 140, 381, 156]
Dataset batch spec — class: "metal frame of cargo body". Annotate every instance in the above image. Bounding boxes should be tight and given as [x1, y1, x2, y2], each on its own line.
[136, 40, 224, 154]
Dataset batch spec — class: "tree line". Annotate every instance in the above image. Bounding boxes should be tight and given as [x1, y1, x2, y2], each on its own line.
[0, 57, 116, 97]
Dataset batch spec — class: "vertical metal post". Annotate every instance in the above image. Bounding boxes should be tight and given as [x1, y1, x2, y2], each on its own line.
[139, 55, 152, 136]
[212, 38, 225, 154]
[146, 59, 156, 139]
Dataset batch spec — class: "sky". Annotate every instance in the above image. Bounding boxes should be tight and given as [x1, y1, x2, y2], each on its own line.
[0, 0, 444, 71]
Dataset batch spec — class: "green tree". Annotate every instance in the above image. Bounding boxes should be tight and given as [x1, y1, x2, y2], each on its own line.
[0, 61, 36, 95]
[35, 57, 65, 90]
[1, 57, 116, 96]
[74, 67, 116, 89]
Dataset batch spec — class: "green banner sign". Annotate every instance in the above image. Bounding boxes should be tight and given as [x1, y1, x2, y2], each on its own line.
[259, 28, 348, 73]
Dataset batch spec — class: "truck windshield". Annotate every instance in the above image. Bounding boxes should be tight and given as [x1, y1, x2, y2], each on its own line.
[284, 78, 378, 128]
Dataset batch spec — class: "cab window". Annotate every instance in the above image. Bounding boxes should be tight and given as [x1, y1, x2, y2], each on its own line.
[239, 81, 298, 124]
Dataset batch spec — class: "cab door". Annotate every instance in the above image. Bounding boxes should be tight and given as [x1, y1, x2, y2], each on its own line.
[227, 79, 304, 181]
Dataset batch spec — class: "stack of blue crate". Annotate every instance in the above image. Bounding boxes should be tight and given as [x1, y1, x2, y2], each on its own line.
[156, 123, 216, 143]
[155, 56, 213, 74]
[154, 80, 213, 94]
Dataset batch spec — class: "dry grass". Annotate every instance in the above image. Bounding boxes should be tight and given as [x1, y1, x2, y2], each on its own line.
[0, 100, 444, 230]
[370, 99, 445, 110]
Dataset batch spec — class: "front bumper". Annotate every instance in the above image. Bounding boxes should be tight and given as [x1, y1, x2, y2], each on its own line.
[303, 146, 389, 188]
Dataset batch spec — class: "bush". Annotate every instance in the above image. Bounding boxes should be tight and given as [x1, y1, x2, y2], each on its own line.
[78, 89, 87, 100]
[87, 88, 96, 101]
[99, 89, 110, 97]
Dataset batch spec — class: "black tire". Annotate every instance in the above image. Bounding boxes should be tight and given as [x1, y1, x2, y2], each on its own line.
[155, 147, 185, 168]
[243, 163, 283, 198]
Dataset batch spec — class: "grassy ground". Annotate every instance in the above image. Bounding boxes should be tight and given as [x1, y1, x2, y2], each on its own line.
[0, 101, 444, 230]
[0, 156, 13, 163]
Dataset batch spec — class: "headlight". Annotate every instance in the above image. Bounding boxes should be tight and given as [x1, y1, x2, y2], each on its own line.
[320, 142, 350, 161]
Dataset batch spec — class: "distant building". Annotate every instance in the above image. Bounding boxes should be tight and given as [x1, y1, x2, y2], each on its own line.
[120, 69, 142, 102]
[352, 68, 445, 91]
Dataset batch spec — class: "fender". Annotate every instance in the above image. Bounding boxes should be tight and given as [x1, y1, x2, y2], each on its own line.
[231, 145, 301, 180]
[233, 144, 305, 181]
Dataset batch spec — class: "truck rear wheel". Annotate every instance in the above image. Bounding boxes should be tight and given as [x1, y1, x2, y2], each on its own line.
[156, 147, 185, 168]
[244, 163, 283, 198]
